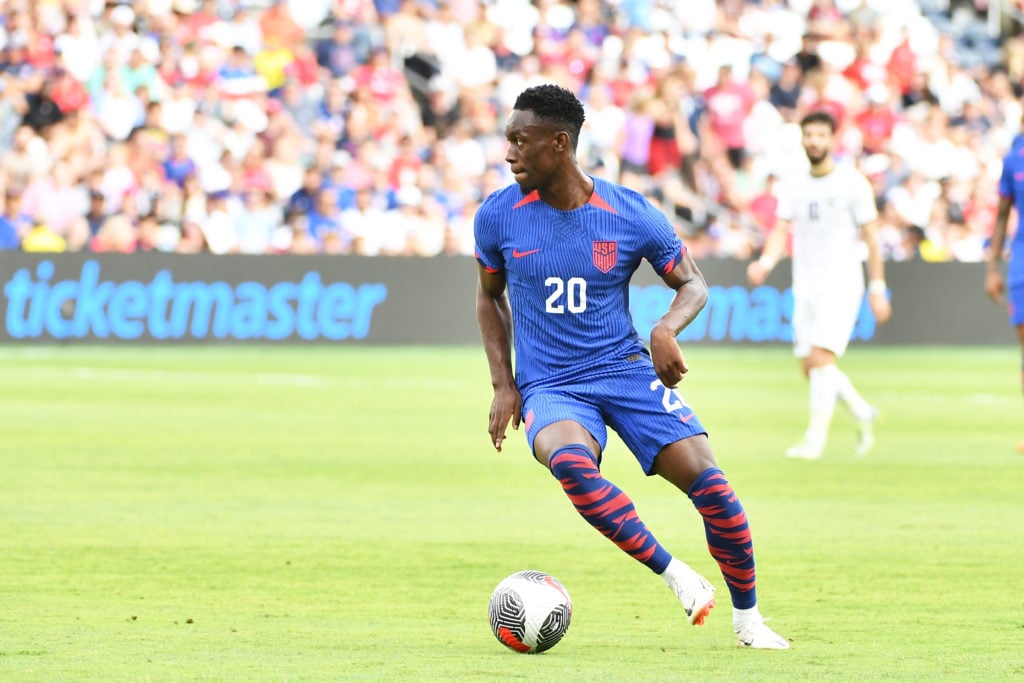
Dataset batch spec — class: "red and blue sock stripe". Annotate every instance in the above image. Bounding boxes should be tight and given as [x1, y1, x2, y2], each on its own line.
[688, 467, 757, 609]
[549, 444, 671, 574]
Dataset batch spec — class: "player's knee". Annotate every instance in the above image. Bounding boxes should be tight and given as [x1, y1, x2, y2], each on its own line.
[652, 436, 715, 491]
[548, 444, 599, 477]
[805, 347, 836, 370]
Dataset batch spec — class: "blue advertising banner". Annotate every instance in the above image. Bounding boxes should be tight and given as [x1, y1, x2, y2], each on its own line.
[0, 253, 1009, 345]
[0, 253, 476, 344]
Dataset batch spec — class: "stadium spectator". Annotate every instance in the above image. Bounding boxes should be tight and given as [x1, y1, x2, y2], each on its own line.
[197, 189, 239, 255]
[307, 187, 350, 252]
[1, 125, 48, 188]
[20, 159, 89, 251]
[855, 85, 898, 155]
[234, 187, 281, 254]
[747, 172, 779, 237]
[22, 220, 68, 253]
[84, 190, 107, 238]
[316, 20, 369, 79]
[618, 88, 656, 192]
[0, 0, 1014, 261]
[646, 73, 695, 180]
[703, 64, 756, 170]
[0, 186, 30, 250]
[162, 133, 197, 187]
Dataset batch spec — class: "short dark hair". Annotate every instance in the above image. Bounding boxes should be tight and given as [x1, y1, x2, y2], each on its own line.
[513, 84, 586, 148]
[800, 110, 836, 132]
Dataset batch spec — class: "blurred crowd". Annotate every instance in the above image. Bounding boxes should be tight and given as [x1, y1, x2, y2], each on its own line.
[0, 0, 1020, 260]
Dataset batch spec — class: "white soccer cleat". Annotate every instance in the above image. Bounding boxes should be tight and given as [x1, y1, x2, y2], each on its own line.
[735, 617, 790, 650]
[854, 407, 878, 458]
[784, 440, 823, 460]
[661, 559, 716, 626]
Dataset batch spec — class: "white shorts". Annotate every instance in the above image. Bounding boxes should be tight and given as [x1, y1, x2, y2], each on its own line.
[791, 287, 863, 358]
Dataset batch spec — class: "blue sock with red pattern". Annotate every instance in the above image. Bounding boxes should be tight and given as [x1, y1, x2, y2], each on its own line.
[549, 444, 672, 574]
[688, 467, 757, 609]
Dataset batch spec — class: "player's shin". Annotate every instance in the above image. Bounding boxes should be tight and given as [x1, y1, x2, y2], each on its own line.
[829, 364, 873, 421]
[805, 364, 839, 447]
[548, 444, 672, 573]
[687, 467, 756, 609]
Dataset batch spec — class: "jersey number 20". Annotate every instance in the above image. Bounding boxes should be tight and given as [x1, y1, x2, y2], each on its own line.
[545, 276, 588, 313]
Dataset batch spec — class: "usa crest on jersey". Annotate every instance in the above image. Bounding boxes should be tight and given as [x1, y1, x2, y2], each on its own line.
[592, 240, 617, 273]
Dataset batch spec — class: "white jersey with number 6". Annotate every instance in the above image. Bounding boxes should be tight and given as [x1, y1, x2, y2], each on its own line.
[776, 162, 877, 297]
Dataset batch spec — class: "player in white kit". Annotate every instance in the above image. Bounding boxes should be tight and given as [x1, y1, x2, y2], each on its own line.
[747, 110, 891, 459]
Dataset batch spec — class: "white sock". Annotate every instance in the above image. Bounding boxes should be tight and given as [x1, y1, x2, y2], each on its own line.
[828, 364, 873, 421]
[805, 365, 838, 446]
[659, 557, 690, 585]
[733, 605, 762, 627]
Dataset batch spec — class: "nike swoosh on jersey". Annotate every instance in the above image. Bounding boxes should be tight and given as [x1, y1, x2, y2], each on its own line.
[512, 248, 541, 258]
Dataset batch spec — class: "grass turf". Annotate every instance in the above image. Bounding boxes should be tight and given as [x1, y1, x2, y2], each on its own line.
[0, 344, 1022, 682]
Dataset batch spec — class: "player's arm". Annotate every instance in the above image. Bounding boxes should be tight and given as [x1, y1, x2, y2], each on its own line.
[746, 218, 791, 285]
[986, 196, 1013, 306]
[861, 218, 891, 325]
[650, 249, 708, 389]
[476, 264, 521, 452]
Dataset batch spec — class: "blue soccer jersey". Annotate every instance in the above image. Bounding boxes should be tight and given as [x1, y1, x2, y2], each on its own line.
[998, 145, 1024, 288]
[474, 177, 685, 389]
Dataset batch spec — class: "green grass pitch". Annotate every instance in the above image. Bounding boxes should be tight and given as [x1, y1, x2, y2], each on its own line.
[0, 344, 1022, 682]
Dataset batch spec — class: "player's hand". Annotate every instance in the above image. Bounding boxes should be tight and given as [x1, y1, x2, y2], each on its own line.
[746, 260, 770, 286]
[869, 291, 892, 326]
[650, 324, 688, 388]
[488, 385, 522, 452]
[986, 269, 1006, 307]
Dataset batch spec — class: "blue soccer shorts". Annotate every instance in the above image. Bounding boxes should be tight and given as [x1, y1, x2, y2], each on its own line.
[1009, 284, 1024, 326]
[520, 362, 707, 475]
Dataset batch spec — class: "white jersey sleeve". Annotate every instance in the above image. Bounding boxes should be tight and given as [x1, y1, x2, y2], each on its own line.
[775, 179, 796, 222]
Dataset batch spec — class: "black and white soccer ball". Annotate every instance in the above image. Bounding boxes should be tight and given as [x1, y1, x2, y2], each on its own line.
[488, 570, 572, 654]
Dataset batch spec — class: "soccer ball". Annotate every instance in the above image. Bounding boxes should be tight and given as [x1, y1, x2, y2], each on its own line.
[488, 570, 572, 654]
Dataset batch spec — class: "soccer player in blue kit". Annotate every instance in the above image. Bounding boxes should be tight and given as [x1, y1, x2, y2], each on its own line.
[987, 126, 1024, 452]
[474, 84, 789, 649]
